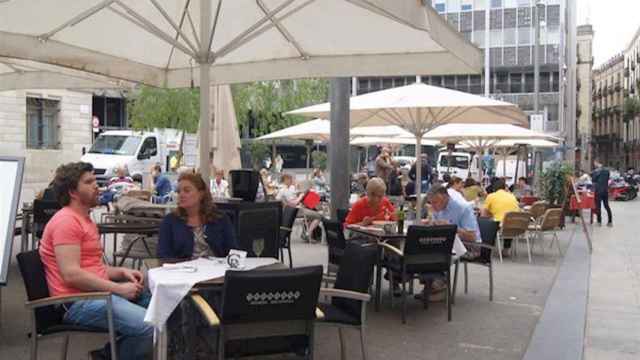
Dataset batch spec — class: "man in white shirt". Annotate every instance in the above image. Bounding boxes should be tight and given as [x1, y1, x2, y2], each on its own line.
[210, 168, 229, 199]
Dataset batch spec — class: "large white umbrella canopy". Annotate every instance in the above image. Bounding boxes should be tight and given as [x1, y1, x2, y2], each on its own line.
[258, 118, 331, 142]
[257, 120, 410, 142]
[350, 136, 438, 146]
[421, 123, 560, 147]
[288, 83, 528, 213]
[457, 138, 560, 149]
[0, 57, 132, 90]
[0, 1, 482, 182]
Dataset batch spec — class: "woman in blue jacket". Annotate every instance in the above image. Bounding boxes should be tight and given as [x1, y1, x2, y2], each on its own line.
[158, 172, 237, 259]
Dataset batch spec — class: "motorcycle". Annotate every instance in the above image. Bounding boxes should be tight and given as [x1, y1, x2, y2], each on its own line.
[609, 175, 638, 201]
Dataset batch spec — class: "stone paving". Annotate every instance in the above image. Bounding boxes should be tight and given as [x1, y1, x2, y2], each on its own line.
[0, 215, 578, 360]
[584, 200, 640, 360]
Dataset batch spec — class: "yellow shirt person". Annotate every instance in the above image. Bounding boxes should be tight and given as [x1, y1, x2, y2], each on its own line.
[483, 188, 520, 223]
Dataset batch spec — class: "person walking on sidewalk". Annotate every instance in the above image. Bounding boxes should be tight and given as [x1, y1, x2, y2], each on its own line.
[591, 160, 613, 227]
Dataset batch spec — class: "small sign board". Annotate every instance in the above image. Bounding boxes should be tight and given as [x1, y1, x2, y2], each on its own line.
[0, 157, 25, 285]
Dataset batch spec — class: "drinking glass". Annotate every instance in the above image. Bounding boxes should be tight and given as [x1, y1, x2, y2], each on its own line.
[252, 238, 265, 257]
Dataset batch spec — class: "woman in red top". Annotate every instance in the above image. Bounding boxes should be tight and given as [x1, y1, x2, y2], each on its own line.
[346, 177, 396, 225]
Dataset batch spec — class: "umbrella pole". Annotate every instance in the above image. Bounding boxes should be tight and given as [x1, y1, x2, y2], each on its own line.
[514, 147, 520, 182]
[198, 0, 212, 185]
[502, 149, 507, 180]
[198, 64, 211, 185]
[415, 135, 423, 219]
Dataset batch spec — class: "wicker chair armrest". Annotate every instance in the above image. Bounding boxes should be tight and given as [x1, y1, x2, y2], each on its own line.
[319, 287, 371, 302]
[322, 275, 337, 284]
[279, 226, 293, 233]
[25, 292, 111, 309]
[190, 294, 220, 327]
[461, 241, 495, 250]
[379, 242, 403, 257]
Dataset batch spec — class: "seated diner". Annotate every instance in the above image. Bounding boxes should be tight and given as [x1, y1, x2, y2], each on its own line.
[345, 177, 397, 225]
[158, 172, 237, 259]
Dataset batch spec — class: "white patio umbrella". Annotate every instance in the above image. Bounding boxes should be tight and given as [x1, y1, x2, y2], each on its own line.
[0, 56, 133, 90]
[209, 85, 242, 172]
[288, 83, 528, 213]
[421, 123, 560, 181]
[350, 136, 438, 146]
[258, 118, 331, 142]
[0, 0, 482, 182]
[421, 123, 560, 146]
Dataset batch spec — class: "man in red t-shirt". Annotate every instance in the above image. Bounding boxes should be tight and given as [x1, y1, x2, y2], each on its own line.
[39, 162, 151, 360]
[346, 177, 396, 225]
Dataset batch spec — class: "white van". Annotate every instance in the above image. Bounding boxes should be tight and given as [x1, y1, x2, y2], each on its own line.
[437, 152, 479, 180]
[81, 129, 194, 186]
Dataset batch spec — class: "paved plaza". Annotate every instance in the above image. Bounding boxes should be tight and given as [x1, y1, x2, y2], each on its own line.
[0, 201, 638, 359]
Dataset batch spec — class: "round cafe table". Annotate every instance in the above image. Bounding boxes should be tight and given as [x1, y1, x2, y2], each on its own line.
[98, 222, 160, 266]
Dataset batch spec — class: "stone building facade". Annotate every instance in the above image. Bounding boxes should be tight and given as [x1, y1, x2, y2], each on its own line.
[576, 25, 593, 172]
[623, 27, 640, 169]
[592, 55, 625, 169]
[0, 89, 93, 201]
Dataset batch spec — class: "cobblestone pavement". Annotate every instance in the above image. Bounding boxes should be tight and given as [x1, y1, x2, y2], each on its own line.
[585, 200, 640, 360]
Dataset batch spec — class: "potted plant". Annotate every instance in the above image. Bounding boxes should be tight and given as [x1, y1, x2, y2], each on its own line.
[539, 162, 573, 227]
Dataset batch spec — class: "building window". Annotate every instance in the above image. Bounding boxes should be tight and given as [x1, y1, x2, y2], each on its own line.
[435, 2, 445, 13]
[510, 73, 523, 93]
[26, 97, 60, 149]
[470, 75, 483, 94]
[490, 0, 502, 8]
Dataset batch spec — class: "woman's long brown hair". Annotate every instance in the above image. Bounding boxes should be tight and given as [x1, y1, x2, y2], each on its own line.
[173, 172, 221, 223]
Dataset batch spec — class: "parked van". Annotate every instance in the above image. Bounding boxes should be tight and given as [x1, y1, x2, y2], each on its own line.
[437, 152, 479, 180]
[81, 128, 195, 186]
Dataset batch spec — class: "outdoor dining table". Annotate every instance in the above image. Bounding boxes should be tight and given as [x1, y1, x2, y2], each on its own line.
[346, 223, 467, 312]
[98, 222, 160, 265]
[144, 257, 285, 360]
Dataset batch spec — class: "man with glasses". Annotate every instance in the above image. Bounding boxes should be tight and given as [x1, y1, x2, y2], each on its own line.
[419, 184, 481, 301]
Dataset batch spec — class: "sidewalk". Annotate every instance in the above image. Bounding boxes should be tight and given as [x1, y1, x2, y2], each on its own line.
[585, 201, 640, 359]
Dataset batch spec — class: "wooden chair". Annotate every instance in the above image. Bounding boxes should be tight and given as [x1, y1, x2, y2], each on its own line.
[528, 208, 564, 257]
[499, 211, 532, 263]
[528, 201, 548, 225]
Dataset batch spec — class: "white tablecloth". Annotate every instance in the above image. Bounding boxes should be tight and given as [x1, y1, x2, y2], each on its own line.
[144, 257, 279, 328]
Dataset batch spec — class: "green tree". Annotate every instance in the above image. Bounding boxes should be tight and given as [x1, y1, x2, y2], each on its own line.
[623, 97, 640, 122]
[232, 79, 329, 137]
[127, 86, 200, 132]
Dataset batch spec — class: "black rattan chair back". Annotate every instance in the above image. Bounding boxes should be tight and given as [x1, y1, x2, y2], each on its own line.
[332, 243, 377, 321]
[403, 225, 457, 273]
[17, 250, 63, 333]
[322, 218, 346, 268]
[478, 218, 499, 263]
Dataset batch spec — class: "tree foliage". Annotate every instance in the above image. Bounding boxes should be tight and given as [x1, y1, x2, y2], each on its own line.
[623, 97, 640, 121]
[232, 79, 329, 138]
[540, 162, 573, 206]
[127, 86, 200, 132]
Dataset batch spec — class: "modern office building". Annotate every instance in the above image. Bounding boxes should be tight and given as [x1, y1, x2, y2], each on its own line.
[592, 54, 625, 169]
[354, 0, 577, 156]
[576, 24, 594, 172]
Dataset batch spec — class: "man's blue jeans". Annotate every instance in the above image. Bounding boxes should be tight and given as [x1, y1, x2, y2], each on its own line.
[64, 292, 153, 360]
